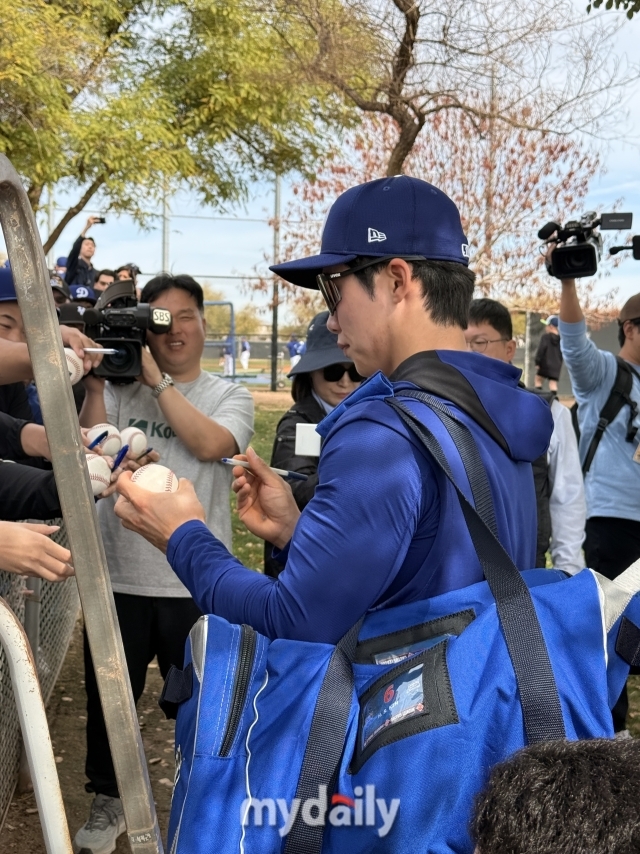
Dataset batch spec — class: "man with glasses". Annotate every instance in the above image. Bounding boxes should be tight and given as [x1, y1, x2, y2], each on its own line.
[556, 274, 640, 734]
[466, 298, 585, 574]
[112, 176, 553, 649]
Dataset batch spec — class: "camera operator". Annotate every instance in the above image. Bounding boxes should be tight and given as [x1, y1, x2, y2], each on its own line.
[74, 273, 254, 854]
[554, 257, 640, 733]
[65, 215, 102, 287]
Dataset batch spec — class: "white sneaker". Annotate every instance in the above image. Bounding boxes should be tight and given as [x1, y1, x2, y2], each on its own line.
[73, 794, 126, 854]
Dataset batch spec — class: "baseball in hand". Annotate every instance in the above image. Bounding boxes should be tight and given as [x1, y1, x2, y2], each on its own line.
[86, 454, 112, 497]
[87, 424, 122, 456]
[64, 348, 84, 385]
[120, 426, 148, 457]
[131, 464, 178, 493]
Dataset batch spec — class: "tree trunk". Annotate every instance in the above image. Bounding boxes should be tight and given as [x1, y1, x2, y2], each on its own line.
[27, 183, 44, 213]
[385, 113, 425, 175]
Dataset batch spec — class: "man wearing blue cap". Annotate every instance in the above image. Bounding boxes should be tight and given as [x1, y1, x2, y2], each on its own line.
[55, 256, 68, 280]
[115, 175, 553, 647]
[70, 284, 98, 307]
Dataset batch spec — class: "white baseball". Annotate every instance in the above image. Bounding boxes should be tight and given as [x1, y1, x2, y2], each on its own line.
[131, 464, 178, 493]
[120, 426, 148, 457]
[87, 423, 122, 456]
[64, 348, 84, 385]
[85, 454, 112, 497]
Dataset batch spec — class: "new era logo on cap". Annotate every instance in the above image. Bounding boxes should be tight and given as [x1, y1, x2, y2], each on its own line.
[269, 176, 470, 288]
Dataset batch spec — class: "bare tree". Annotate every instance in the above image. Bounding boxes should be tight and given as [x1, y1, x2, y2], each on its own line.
[256, 112, 621, 318]
[269, 0, 637, 174]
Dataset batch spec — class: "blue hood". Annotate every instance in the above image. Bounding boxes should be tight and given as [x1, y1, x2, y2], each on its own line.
[318, 349, 552, 464]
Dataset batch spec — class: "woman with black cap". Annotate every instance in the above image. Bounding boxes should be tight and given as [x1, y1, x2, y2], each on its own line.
[264, 311, 362, 576]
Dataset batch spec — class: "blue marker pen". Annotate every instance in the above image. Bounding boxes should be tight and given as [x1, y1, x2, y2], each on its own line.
[135, 447, 153, 462]
[88, 430, 108, 450]
[111, 445, 129, 471]
[220, 458, 309, 482]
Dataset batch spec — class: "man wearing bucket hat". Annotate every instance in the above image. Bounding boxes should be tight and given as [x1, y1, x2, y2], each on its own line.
[264, 310, 363, 576]
[556, 273, 640, 732]
[115, 175, 552, 646]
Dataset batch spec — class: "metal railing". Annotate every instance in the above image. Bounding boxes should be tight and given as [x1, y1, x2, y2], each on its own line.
[0, 521, 78, 835]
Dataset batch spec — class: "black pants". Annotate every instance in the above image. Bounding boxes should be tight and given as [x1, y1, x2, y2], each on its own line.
[84, 592, 201, 798]
[584, 516, 640, 732]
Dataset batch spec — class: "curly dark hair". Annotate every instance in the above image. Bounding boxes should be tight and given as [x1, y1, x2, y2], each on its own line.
[471, 738, 640, 854]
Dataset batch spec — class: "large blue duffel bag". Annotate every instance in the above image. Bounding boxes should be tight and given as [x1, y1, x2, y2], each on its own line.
[162, 392, 640, 854]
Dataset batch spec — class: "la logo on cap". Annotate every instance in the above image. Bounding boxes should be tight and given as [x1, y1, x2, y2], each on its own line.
[368, 228, 387, 243]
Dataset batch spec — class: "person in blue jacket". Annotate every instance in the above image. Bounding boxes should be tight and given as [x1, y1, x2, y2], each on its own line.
[114, 176, 553, 645]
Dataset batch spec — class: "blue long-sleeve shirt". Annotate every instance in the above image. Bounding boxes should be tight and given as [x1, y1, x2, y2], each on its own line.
[560, 318, 640, 521]
[167, 354, 551, 644]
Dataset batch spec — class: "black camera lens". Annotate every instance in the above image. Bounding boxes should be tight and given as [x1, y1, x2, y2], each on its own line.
[107, 347, 131, 369]
[93, 339, 142, 383]
[552, 243, 598, 279]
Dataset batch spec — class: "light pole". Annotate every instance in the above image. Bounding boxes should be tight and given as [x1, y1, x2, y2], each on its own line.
[162, 189, 170, 272]
[270, 174, 281, 392]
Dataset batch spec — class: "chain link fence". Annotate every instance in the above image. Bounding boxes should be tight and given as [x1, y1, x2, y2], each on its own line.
[0, 520, 79, 829]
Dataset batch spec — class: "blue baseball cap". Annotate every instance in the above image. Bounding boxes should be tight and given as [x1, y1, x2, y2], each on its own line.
[56, 256, 68, 267]
[70, 285, 97, 304]
[270, 175, 470, 288]
[0, 264, 17, 302]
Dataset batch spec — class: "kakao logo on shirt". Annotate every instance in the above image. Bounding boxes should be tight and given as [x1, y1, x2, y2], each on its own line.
[128, 418, 177, 440]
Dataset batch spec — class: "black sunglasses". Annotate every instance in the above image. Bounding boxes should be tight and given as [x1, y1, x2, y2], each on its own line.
[323, 363, 364, 383]
[316, 255, 427, 315]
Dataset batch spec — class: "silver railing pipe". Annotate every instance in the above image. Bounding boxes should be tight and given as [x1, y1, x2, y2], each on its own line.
[0, 597, 72, 854]
[0, 155, 162, 853]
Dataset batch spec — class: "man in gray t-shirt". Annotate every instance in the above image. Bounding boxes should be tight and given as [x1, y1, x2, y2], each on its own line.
[75, 274, 254, 854]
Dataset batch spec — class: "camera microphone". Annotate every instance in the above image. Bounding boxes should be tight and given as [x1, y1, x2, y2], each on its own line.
[537, 221, 561, 241]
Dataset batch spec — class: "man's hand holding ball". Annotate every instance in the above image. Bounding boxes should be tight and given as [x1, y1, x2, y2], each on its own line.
[115, 465, 206, 553]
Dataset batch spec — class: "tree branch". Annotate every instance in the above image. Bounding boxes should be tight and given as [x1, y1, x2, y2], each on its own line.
[43, 176, 106, 254]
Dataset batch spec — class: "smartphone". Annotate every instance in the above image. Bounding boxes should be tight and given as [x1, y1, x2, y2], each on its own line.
[96, 217, 106, 224]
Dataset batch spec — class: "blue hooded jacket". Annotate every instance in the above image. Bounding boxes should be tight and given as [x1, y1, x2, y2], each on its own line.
[167, 350, 553, 644]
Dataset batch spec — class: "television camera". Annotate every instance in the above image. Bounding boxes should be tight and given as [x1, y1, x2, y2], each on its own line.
[538, 211, 632, 279]
[58, 279, 171, 382]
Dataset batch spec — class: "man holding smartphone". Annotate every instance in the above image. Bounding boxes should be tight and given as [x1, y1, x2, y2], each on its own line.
[65, 215, 105, 287]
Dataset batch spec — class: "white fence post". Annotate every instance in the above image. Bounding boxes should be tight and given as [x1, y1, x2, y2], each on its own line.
[0, 597, 72, 854]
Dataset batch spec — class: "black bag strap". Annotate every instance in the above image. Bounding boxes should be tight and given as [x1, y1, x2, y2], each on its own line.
[388, 392, 565, 746]
[283, 391, 565, 854]
[401, 389, 499, 537]
[283, 619, 362, 854]
[582, 356, 638, 475]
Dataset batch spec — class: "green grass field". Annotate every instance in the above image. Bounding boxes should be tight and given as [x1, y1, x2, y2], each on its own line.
[231, 399, 640, 733]
[230, 404, 287, 570]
